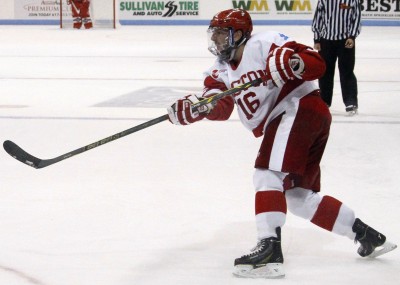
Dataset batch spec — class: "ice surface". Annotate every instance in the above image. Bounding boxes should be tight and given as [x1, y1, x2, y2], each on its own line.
[0, 25, 399, 285]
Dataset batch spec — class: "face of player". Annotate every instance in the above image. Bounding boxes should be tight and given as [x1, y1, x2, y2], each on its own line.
[207, 27, 231, 57]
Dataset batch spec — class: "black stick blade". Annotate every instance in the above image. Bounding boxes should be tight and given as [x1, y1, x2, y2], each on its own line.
[3, 140, 42, 169]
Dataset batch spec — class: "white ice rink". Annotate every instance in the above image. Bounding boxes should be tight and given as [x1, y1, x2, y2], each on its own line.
[0, 24, 399, 285]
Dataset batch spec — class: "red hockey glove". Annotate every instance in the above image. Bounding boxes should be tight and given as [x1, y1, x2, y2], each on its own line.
[266, 47, 304, 88]
[167, 94, 213, 125]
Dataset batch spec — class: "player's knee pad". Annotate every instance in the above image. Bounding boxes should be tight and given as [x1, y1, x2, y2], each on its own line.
[253, 168, 288, 192]
[285, 187, 322, 220]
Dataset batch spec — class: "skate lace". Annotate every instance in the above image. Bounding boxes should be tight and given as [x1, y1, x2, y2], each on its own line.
[244, 241, 265, 257]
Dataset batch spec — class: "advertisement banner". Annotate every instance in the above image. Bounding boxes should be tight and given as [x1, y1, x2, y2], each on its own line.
[119, 0, 400, 24]
[14, 0, 64, 19]
[360, 0, 400, 20]
[10, 0, 400, 25]
[119, 1, 201, 19]
[233, 0, 314, 20]
[230, 0, 400, 21]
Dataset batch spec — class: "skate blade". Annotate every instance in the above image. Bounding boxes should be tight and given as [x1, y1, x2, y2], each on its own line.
[368, 241, 397, 258]
[233, 263, 285, 279]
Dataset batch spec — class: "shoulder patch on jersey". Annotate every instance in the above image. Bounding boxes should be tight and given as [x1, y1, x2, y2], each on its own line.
[279, 33, 289, 40]
[211, 69, 227, 79]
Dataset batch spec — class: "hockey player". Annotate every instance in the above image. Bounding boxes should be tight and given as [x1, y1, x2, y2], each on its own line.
[68, 0, 93, 29]
[167, 9, 397, 278]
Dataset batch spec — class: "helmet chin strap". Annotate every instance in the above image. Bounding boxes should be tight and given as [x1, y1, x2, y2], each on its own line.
[226, 35, 247, 62]
[217, 46, 235, 63]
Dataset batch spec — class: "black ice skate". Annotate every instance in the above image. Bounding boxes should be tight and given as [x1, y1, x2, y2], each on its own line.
[233, 227, 284, 278]
[345, 105, 358, 116]
[352, 218, 397, 258]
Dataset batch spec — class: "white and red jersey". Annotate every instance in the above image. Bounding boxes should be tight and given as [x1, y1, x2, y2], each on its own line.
[203, 31, 325, 138]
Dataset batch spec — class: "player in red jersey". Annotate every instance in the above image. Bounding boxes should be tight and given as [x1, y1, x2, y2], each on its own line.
[68, 0, 93, 29]
[167, 8, 396, 278]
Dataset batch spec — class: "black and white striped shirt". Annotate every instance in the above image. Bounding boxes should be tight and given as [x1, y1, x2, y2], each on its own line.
[312, 0, 361, 42]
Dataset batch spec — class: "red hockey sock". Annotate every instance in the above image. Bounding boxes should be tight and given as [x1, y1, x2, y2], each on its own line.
[310, 195, 342, 231]
[255, 190, 287, 239]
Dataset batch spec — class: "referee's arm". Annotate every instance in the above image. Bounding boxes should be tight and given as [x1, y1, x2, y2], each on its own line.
[311, 2, 324, 44]
[348, 0, 362, 40]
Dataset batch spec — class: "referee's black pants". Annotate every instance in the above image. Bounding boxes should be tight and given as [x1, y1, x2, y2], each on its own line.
[318, 38, 358, 108]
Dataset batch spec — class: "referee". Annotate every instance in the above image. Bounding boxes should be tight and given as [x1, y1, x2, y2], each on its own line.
[312, 0, 361, 115]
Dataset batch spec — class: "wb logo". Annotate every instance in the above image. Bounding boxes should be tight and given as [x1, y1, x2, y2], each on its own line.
[163, 1, 178, 17]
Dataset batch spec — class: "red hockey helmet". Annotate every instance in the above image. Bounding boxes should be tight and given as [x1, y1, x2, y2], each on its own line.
[208, 9, 253, 61]
[209, 9, 253, 39]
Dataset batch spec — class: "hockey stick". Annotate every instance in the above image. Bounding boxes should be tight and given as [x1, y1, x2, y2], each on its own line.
[3, 77, 266, 169]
